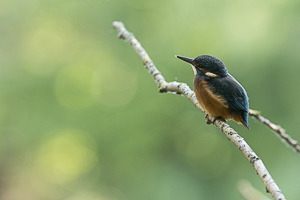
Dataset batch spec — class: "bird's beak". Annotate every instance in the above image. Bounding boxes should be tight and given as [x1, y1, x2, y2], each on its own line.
[175, 55, 194, 65]
[176, 55, 198, 75]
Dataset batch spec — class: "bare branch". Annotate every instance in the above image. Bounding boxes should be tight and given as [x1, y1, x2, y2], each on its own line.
[114, 20, 299, 153]
[249, 109, 300, 153]
[113, 21, 166, 87]
[112, 21, 286, 200]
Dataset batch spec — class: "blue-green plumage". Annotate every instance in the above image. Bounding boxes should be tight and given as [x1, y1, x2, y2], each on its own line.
[176, 55, 250, 129]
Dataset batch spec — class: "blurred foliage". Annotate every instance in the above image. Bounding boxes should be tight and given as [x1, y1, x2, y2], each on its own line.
[0, 0, 300, 199]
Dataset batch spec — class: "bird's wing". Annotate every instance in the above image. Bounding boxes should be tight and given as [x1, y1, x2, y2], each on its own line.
[208, 74, 249, 113]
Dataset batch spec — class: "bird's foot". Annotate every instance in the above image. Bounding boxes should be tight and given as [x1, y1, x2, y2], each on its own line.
[213, 116, 226, 124]
[205, 114, 213, 124]
[205, 115, 226, 125]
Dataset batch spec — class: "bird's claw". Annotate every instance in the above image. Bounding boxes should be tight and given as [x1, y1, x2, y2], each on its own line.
[205, 114, 213, 124]
[205, 114, 226, 125]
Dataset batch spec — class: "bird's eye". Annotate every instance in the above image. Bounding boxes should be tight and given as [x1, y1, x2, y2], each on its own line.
[199, 68, 209, 73]
[192, 60, 198, 66]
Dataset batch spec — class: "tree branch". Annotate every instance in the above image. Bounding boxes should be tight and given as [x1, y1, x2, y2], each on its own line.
[249, 109, 300, 153]
[238, 180, 272, 200]
[112, 21, 286, 200]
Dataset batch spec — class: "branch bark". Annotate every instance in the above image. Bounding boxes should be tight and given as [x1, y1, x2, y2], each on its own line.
[112, 21, 286, 200]
[249, 109, 300, 153]
[238, 180, 272, 200]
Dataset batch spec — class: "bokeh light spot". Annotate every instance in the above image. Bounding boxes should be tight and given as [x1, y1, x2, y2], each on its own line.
[92, 62, 138, 107]
[184, 132, 232, 179]
[222, 4, 272, 49]
[21, 18, 76, 75]
[36, 129, 98, 184]
[55, 64, 95, 109]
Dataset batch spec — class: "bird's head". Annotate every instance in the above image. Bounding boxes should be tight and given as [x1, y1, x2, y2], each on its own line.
[176, 55, 228, 78]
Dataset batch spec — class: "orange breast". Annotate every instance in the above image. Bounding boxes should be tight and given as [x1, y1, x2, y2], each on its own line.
[194, 78, 248, 128]
[194, 78, 232, 120]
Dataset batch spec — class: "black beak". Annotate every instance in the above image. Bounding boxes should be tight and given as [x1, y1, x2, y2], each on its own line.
[175, 55, 194, 64]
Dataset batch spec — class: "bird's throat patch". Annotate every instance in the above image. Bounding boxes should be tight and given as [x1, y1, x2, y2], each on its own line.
[190, 64, 197, 75]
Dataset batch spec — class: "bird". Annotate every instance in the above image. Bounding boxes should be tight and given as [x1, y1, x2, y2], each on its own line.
[176, 55, 250, 129]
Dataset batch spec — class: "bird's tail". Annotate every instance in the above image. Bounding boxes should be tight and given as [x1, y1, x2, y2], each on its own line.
[242, 112, 250, 130]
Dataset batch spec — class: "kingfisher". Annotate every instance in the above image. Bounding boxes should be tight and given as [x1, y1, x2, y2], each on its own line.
[176, 55, 250, 129]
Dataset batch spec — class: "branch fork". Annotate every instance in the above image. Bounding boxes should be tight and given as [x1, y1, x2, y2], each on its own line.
[113, 21, 288, 200]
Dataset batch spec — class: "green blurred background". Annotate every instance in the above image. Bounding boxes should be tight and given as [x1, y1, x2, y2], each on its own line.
[0, 0, 300, 199]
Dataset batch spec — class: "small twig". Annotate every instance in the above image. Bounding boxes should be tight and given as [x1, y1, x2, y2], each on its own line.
[249, 109, 300, 153]
[112, 21, 286, 200]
